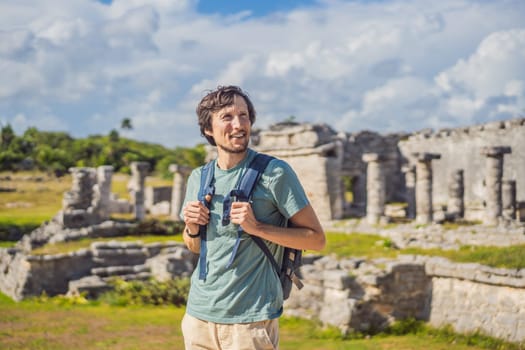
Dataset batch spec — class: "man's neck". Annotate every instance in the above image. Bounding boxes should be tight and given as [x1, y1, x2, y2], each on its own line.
[216, 149, 249, 170]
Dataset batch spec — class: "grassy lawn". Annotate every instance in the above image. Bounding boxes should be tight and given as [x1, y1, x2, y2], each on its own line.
[0, 293, 514, 350]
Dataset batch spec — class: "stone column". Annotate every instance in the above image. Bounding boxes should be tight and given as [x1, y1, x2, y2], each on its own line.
[130, 162, 150, 221]
[402, 164, 416, 219]
[447, 169, 464, 220]
[169, 164, 192, 220]
[63, 167, 96, 210]
[363, 153, 386, 224]
[413, 153, 441, 224]
[92, 165, 114, 220]
[502, 180, 517, 221]
[481, 146, 511, 225]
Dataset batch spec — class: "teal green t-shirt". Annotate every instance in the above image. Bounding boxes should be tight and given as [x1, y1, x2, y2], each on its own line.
[181, 149, 309, 323]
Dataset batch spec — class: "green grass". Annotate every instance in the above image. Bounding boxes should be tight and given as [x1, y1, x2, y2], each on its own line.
[320, 232, 525, 269]
[403, 244, 525, 269]
[320, 232, 399, 260]
[1, 294, 520, 350]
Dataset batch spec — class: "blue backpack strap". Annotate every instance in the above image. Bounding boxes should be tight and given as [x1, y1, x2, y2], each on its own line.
[222, 153, 274, 225]
[224, 153, 274, 268]
[197, 160, 215, 281]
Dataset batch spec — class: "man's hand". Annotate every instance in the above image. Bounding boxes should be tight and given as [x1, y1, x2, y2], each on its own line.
[183, 201, 210, 231]
[230, 201, 258, 233]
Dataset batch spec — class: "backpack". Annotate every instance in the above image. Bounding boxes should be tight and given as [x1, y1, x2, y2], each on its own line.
[197, 152, 304, 300]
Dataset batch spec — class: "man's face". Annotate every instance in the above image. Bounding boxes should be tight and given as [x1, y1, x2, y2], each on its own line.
[205, 95, 251, 154]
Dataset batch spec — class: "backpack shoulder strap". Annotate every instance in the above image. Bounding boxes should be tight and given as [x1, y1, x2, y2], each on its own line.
[223, 152, 274, 268]
[236, 153, 274, 201]
[222, 153, 274, 224]
[198, 160, 215, 204]
[197, 160, 215, 281]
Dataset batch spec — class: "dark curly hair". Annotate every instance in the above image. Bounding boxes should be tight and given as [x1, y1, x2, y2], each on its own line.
[196, 85, 256, 146]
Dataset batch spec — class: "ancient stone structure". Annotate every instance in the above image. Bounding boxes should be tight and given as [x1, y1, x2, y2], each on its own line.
[447, 169, 464, 220]
[0, 241, 195, 300]
[145, 186, 172, 216]
[362, 153, 387, 224]
[92, 165, 113, 221]
[284, 253, 525, 343]
[413, 153, 441, 224]
[254, 118, 525, 224]
[399, 119, 524, 222]
[169, 164, 192, 220]
[56, 167, 100, 229]
[481, 146, 512, 225]
[129, 161, 149, 220]
[253, 122, 345, 222]
[503, 180, 517, 221]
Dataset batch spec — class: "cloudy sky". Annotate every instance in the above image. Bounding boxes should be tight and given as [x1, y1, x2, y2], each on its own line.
[1, 0, 524, 148]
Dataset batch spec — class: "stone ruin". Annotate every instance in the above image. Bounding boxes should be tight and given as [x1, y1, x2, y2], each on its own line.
[241, 118, 524, 226]
[1, 161, 195, 301]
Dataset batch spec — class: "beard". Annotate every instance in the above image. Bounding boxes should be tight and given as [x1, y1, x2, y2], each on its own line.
[218, 140, 249, 154]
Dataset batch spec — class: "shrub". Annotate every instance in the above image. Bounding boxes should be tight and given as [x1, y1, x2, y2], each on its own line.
[99, 277, 190, 307]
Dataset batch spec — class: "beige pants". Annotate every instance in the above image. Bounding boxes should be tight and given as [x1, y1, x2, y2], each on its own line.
[181, 313, 279, 350]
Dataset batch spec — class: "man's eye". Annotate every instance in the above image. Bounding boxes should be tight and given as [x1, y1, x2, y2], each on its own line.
[222, 114, 232, 121]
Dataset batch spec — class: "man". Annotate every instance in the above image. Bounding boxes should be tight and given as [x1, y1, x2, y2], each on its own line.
[181, 85, 325, 349]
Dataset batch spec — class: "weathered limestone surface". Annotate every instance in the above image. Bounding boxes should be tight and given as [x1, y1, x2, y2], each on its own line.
[447, 169, 465, 219]
[402, 165, 416, 219]
[399, 119, 525, 220]
[0, 241, 196, 301]
[253, 123, 345, 222]
[169, 164, 192, 220]
[481, 146, 511, 225]
[92, 165, 113, 220]
[413, 152, 441, 224]
[503, 180, 517, 220]
[362, 153, 387, 224]
[129, 162, 150, 220]
[284, 254, 525, 343]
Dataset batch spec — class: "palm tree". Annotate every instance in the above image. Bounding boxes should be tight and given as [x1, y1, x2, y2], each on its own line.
[120, 118, 133, 130]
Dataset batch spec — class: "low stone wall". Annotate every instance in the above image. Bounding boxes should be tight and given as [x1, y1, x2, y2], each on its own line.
[0, 241, 195, 301]
[424, 255, 525, 342]
[285, 254, 525, 343]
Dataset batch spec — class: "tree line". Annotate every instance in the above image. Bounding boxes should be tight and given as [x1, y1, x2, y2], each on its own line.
[0, 124, 205, 178]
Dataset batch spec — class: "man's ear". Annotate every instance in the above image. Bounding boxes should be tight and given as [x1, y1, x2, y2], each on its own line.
[204, 128, 213, 137]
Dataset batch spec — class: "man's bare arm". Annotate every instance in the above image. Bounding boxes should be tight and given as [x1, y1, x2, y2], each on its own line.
[230, 203, 325, 251]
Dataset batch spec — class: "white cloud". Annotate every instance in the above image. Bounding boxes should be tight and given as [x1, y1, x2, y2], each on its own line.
[435, 29, 525, 123]
[0, 0, 524, 147]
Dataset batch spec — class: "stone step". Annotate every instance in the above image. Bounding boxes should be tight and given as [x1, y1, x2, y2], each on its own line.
[103, 271, 151, 282]
[91, 264, 150, 277]
[68, 275, 112, 299]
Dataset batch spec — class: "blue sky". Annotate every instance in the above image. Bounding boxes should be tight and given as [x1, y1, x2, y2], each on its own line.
[197, 0, 320, 17]
[1, 0, 524, 147]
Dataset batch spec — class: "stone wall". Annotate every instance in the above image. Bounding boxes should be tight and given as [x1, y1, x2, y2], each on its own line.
[0, 242, 195, 301]
[285, 254, 525, 343]
[253, 123, 345, 222]
[398, 118, 525, 220]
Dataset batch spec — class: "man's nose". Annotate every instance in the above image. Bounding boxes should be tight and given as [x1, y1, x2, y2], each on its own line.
[231, 115, 243, 128]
